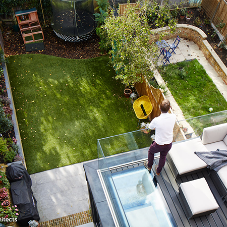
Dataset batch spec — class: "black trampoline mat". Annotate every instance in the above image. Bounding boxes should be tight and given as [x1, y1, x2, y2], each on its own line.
[52, 10, 95, 36]
[25, 42, 45, 52]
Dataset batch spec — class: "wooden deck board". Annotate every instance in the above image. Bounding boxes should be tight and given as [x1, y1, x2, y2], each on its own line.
[154, 158, 227, 227]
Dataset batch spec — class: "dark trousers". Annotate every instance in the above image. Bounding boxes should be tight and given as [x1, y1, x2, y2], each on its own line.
[148, 141, 172, 173]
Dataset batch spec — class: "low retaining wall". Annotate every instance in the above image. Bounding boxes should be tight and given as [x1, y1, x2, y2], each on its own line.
[152, 24, 227, 84]
[0, 29, 26, 168]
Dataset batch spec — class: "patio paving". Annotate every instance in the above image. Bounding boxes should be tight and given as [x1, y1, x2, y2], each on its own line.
[30, 162, 93, 226]
[30, 38, 227, 226]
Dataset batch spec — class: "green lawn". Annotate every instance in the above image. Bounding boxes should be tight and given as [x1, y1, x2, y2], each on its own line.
[7, 54, 138, 174]
[158, 59, 227, 118]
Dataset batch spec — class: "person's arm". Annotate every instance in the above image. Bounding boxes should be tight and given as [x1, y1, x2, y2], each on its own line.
[142, 118, 156, 133]
[148, 118, 156, 130]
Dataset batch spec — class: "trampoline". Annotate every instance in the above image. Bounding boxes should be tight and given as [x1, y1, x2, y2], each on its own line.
[50, 0, 95, 42]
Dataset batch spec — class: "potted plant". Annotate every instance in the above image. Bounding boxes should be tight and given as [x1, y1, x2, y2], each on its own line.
[28, 220, 40, 227]
[186, 10, 193, 21]
[179, 8, 186, 20]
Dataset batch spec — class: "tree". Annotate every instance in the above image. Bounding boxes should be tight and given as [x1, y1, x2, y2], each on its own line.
[103, 0, 177, 86]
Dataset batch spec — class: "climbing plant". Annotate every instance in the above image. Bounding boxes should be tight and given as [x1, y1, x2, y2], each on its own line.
[103, 0, 177, 86]
[94, 0, 110, 53]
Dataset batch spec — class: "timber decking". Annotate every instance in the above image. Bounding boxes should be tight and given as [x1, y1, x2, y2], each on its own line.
[155, 158, 227, 227]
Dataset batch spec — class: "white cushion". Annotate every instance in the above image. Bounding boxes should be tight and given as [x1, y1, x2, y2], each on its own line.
[169, 137, 207, 175]
[223, 135, 227, 146]
[202, 123, 227, 145]
[180, 178, 219, 215]
[217, 165, 227, 189]
[204, 141, 227, 151]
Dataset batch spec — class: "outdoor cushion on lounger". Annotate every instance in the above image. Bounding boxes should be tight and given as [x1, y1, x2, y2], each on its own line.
[210, 165, 227, 200]
[201, 123, 227, 145]
[168, 137, 207, 176]
[179, 178, 219, 219]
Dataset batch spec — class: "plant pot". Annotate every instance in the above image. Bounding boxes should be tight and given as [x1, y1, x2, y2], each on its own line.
[124, 88, 132, 98]
[180, 15, 185, 20]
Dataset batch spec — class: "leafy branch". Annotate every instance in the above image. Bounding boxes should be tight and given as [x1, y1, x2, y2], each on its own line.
[103, 0, 177, 86]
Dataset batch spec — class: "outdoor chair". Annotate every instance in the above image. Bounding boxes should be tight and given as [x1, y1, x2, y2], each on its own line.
[156, 40, 169, 59]
[133, 95, 153, 126]
[162, 48, 172, 65]
[169, 36, 180, 54]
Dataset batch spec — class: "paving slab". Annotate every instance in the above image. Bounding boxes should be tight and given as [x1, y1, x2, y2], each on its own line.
[30, 163, 90, 222]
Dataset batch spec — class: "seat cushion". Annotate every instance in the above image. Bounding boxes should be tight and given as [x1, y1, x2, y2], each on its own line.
[204, 140, 227, 151]
[223, 135, 227, 146]
[217, 165, 227, 189]
[202, 123, 227, 145]
[169, 137, 207, 175]
[180, 178, 219, 216]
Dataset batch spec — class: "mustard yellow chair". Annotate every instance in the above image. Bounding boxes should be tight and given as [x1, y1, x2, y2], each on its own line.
[133, 95, 153, 119]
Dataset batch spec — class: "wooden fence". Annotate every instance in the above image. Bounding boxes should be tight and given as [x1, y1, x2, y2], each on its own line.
[134, 80, 185, 142]
[119, 3, 137, 15]
[202, 0, 227, 41]
[134, 80, 164, 120]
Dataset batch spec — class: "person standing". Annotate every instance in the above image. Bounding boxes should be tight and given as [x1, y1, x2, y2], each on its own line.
[144, 99, 176, 175]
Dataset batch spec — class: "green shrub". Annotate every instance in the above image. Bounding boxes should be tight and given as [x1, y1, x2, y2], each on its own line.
[0, 169, 10, 189]
[6, 137, 19, 154]
[11, 143, 19, 154]
[0, 105, 13, 134]
[0, 137, 8, 156]
[194, 17, 203, 27]
[4, 148, 16, 163]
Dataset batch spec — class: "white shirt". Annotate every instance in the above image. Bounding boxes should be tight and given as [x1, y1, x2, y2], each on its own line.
[148, 113, 176, 145]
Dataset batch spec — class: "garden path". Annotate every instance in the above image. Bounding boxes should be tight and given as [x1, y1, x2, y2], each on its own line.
[30, 38, 227, 227]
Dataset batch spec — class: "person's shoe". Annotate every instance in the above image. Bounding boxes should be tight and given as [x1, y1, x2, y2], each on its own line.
[144, 161, 151, 173]
[155, 165, 160, 176]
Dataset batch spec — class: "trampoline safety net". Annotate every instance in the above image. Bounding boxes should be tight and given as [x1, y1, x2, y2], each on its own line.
[50, 0, 95, 42]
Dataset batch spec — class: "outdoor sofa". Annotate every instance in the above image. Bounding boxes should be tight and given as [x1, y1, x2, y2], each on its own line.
[167, 123, 227, 201]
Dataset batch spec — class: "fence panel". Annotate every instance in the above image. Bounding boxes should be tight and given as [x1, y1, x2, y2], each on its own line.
[119, 3, 137, 15]
[134, 80, 163, 120]
[202, 0, 227, 40]
[202, 0, 220, 18]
